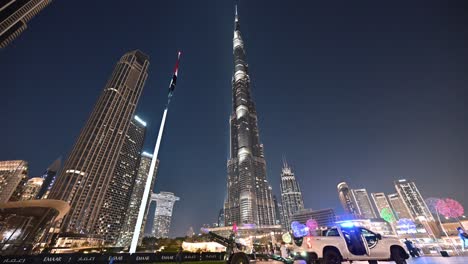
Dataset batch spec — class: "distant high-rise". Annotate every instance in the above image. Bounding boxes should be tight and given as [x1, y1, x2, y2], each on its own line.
[0, 0, 52, 48]
[337, 182, 358, 216]
[280, 161, 304, 229]
[151, 192, 179, 238]
[117, 152, 159, 247]
[371, 192, 396, 221]
[95, 115, 147, 243]
[0, 160, 28, 202]
[394, 179, 433, 221]
[273, 195, 284, 227]
[388, 193, 412, 220]
[48, 50, 149, 243]
[351, 189, 376, 219]
[224, 7, 276, 226]
[217, 208, 225, 227]
[21, 177, 43, 200]
[36, 158, 61, 199]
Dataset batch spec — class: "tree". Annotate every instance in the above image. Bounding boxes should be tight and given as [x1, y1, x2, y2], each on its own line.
[380, 208, 396, 223]
[379, 208, 397, 235]
[436, 198, 464, 219]
[436, 198, 465, 231]
[426, 197, 461, 254]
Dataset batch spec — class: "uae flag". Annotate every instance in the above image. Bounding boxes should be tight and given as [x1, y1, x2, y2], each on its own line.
[168, 51, 182, 102]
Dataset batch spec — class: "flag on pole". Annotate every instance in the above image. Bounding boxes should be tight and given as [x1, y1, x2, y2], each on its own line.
[129, 51, 183, 254]
[167, 51, 182, 104]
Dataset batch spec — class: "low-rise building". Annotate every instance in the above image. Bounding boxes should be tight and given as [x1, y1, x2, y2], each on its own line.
[291, 208, 336, 228]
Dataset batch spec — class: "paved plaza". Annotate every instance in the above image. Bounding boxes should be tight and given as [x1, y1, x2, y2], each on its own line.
[350, 256, 468, 264]
[261, 255, 468, 264]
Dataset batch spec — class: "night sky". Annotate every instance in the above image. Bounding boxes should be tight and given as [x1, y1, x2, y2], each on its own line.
[1, 0, 467, 237]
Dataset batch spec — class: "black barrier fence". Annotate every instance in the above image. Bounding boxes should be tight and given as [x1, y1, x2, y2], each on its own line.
[0, 252, 226, 264]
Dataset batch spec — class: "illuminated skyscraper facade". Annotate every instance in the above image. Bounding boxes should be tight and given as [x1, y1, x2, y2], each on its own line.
[20, 177, 43, 200]
[372, 192, 396, 220]
[224, 7, 276, 227]
[151, 192, 179, 238]
[48, 50, 149, 243]
[117, 152, 159, 246]
[280, 162, 304, 229]
[394, 179, 433, 221]
[0, 0, 52, 48]
[36, 158, 61, 199]
[0, 160, 28, 202]
[337, 182, 358, 216]
[388, 193, 412, 220]
[351, 189, 377, 219]
[95, 116, 146, 243]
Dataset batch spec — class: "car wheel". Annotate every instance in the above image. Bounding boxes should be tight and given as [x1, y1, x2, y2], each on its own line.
[391, 247, 407, 264]
[230, 252, 250, 264]
[321, 249, 342, 264]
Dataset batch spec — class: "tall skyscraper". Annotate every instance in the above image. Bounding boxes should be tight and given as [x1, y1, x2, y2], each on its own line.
[95, 115, 147, 243]
[117, 152, 159, 246]
[224, 7, 276, 227]
[48, 50, 149, 243]
[36, 158, 61, 199]
[0, 160, 28, 202]
[388, 193, 412, 220]
[151, 192, 179, 238]
[337, 182, 358, 215]
[20, 177, 43, 200]
[280, 161, 304, 229]
[0, 0, 52, 48]
[351, 189, 377, 219]
[371, 192, 396, 220]
[273, 195, 284, 227]
[394, 179, 434, 221]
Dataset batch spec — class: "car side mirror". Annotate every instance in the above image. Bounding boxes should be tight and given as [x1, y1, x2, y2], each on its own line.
[376, 234, 382, 240]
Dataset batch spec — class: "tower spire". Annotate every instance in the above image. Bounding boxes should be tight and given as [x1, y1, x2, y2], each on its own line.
[234, 4, 240, 31]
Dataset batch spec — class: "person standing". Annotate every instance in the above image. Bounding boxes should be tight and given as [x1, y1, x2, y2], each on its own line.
[176, 247, 183, 264]
[403, 238, 419, 257]
[457, 227, 468, 251]
[280, 242, 288, 258]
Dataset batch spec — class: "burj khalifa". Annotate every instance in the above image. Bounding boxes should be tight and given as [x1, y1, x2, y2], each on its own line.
[224, 7, 276, 227]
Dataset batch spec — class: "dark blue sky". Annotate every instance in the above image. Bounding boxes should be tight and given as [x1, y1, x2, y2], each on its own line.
[1, 0, 467, 237]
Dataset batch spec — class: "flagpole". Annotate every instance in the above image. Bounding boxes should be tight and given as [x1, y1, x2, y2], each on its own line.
[129, 52, 182, 254]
